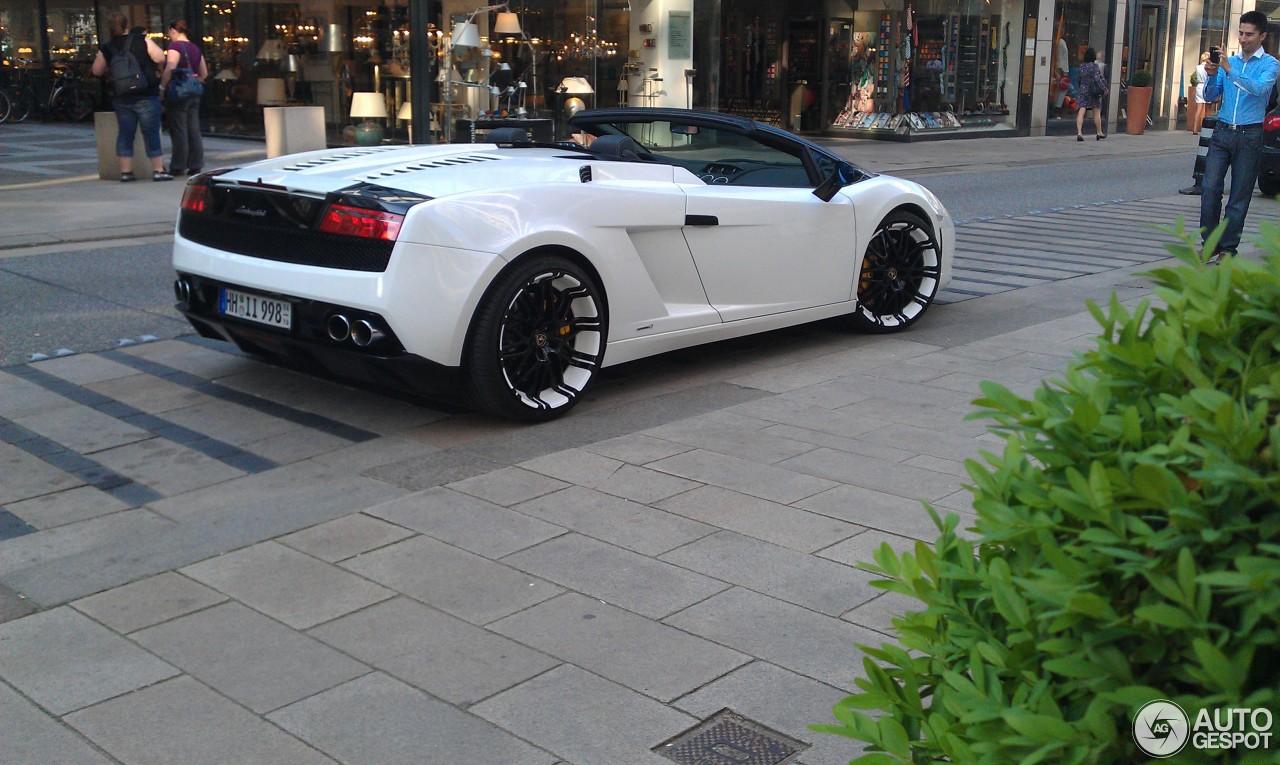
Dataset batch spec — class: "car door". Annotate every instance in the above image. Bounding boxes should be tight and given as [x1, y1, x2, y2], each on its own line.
[679, 140, 856, 323]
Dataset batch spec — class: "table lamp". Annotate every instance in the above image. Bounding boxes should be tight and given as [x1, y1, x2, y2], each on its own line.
[398, 101, 413, 144]
[350, 92, 388, 145]
[257, 77, 287, 106]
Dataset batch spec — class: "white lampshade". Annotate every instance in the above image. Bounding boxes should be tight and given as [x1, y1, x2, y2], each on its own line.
[397, 102, 413, 121]
[350, 92, 388, 119]
[214, 68, 237, 81]
[256, 39, 284, 61]
[494, 12, 522, 35]
[257, 77, 286, 105]
[282, 53, 301, 73]
[451, 21, 480, 49]
[558, 76, 594, 94]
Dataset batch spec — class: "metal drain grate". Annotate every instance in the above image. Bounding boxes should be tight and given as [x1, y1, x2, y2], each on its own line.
[654, 709, 809, 765]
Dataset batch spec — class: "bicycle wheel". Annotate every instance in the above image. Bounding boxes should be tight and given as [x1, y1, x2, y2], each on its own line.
[9, 85, 34, 123]
[61, 86, 92, 122]
[0, 88, 11, 124]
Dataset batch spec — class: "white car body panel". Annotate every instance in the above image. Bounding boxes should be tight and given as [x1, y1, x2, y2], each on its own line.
[173, 127, 952, 381]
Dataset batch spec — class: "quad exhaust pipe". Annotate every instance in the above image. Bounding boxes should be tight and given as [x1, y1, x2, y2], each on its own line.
[326, 314, 351, 342]
[327, 313, 385, 347]
[351, 319, 385, 348]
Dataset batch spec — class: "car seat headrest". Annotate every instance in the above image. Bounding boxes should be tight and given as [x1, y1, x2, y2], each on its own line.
[487, 127, 531, 144]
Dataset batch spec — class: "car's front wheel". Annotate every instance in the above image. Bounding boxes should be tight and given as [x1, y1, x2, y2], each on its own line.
[849, 210, 942, 333]
[1259, 174, 1280, 198]
[465, 254, 607, 421]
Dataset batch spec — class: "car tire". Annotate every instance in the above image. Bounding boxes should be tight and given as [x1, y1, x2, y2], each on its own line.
[1259, 175, 1280, 198]
[849, 210, 942, 333]
[465, 254, 607, 421]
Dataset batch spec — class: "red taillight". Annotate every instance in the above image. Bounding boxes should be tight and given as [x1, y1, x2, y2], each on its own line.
[1266, 114, 1280, 133]
[180, 182, 207, 213]
[317, 203, 403, 241]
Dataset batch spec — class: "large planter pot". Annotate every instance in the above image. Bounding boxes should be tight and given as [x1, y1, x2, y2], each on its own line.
[1126, 86, 1153, 134]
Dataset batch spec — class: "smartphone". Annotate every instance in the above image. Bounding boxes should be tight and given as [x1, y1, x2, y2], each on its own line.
[1210, 46, 1221, 64]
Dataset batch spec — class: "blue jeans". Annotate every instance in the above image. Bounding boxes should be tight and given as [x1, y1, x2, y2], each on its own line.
[1200, 124, 1263, 252]
[114, 97, 163, 159]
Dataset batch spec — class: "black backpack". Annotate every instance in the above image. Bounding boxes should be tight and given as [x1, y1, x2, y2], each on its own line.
[109, 33, 147, 96]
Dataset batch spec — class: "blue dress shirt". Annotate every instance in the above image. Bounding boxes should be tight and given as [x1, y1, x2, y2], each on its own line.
[1203, 48, 1280, 125]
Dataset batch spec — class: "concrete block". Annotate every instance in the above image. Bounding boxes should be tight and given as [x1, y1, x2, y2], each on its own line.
[263, 106, 326, 158]
[94, 110, 156, 181]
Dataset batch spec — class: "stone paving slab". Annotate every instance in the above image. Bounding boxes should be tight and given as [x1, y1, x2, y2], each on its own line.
[0, 607, 178, 715]
[647, 448, 838, 504]
[180, 541, 394, 630]
[471, 664, 697, 765]
[656, 485, 860, 553]
[364, 486, 565, 559]
[512, 486, 715, 556]
[2, 485, 130, 530]
[131, 602, 367, 714]
[269, 672, 558, 765]
[65, 676, 338, 765]
[489, 592, 751, 703]
[71, 571, 228, 634]
[341, 534, 563, 624]
[0, 682, 117, 765]
[501, 533, 730, 619]
[308, 597, 559, 706]
[277, 513, 416, 563]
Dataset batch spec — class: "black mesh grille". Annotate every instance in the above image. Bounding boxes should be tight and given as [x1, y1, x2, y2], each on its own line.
[179, 212, 394, 272]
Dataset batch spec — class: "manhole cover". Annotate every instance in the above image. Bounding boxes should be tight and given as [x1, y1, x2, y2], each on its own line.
[654, 708, 810, 765]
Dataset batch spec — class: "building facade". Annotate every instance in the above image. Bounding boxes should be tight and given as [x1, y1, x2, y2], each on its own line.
[0, 0, 1269, 142]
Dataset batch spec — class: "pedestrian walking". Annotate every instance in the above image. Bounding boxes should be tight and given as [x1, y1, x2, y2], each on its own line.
[1075, 48, 1108, 141]
[90, 13, 172, 182]
[1189, 51, 1211, 133]
[1199, 10, 1279, 263]
[160, 19, 207, 176]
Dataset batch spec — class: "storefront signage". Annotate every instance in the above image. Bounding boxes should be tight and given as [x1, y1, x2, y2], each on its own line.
[668, 11, 692, 59]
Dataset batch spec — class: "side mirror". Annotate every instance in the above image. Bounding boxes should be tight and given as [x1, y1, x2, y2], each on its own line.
[813, 162, 856, 202]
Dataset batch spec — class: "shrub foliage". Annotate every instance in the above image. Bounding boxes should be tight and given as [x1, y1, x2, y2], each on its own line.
[815, 223, 1280, 764]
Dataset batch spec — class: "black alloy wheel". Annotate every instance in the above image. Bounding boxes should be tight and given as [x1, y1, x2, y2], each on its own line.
[1259, 175, 1280, 198]
[850, 210, 942, 333]
[466, 255, 607, 421]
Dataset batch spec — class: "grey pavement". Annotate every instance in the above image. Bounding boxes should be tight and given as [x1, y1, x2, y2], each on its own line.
[0, 121, 1274, 765]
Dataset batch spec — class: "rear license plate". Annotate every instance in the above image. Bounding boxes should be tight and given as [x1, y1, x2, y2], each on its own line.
[219, 288, 292, 329]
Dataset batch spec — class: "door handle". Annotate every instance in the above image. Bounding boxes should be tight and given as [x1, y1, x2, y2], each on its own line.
[685, 214, 718, 226]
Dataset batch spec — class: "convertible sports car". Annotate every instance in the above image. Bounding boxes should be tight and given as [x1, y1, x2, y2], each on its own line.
[172, 108, 953, 421]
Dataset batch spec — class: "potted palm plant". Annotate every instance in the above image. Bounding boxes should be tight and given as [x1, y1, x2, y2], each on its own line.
[1126, 69, 1154, 135]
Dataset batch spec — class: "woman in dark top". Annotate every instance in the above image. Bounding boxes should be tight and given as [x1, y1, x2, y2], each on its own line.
[160, 19, 208, 176]
[90, 12, 172, 181]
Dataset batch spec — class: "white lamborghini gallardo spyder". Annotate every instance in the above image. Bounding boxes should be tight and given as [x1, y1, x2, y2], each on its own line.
[173, 108, 953, 421]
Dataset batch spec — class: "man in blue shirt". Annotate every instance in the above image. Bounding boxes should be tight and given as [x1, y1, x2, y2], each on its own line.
[1200, 10, 1280, 263]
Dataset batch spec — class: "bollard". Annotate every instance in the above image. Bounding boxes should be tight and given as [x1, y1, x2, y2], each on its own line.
[1179, 115, 1217, 195]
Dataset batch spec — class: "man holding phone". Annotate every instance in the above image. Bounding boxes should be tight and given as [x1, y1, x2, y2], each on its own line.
[1200, 10, 1280, 263]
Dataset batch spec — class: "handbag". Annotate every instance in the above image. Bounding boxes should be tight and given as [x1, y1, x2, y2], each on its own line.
[166, 45, 204, 102]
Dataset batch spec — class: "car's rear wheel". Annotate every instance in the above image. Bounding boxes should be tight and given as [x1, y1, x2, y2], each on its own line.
[849, 210, 942, 333]
[1259, 174, 1280, 198]
[466, 255, 607, 421]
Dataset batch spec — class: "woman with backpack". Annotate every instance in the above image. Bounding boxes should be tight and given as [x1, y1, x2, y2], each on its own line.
[90, 13, 172, 181]
[160, 19, 207, 177]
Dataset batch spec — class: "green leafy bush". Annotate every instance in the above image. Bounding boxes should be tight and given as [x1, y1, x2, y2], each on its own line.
[1130, 69, 1155, 87]
[815, 222, 1280, 765]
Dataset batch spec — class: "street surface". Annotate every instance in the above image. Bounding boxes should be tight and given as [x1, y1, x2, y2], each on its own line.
[0, 122, 1272, 765]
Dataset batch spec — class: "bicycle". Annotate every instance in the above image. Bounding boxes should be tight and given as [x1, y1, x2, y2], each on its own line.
[0, 86, 11, 124]
[7, 59, 94, 123]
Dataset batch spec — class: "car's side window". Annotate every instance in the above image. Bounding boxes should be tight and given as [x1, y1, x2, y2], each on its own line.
[609, 121, 812, 189]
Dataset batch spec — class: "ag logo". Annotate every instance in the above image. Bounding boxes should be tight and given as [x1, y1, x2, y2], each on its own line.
[1134, 700, 1190, 757]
